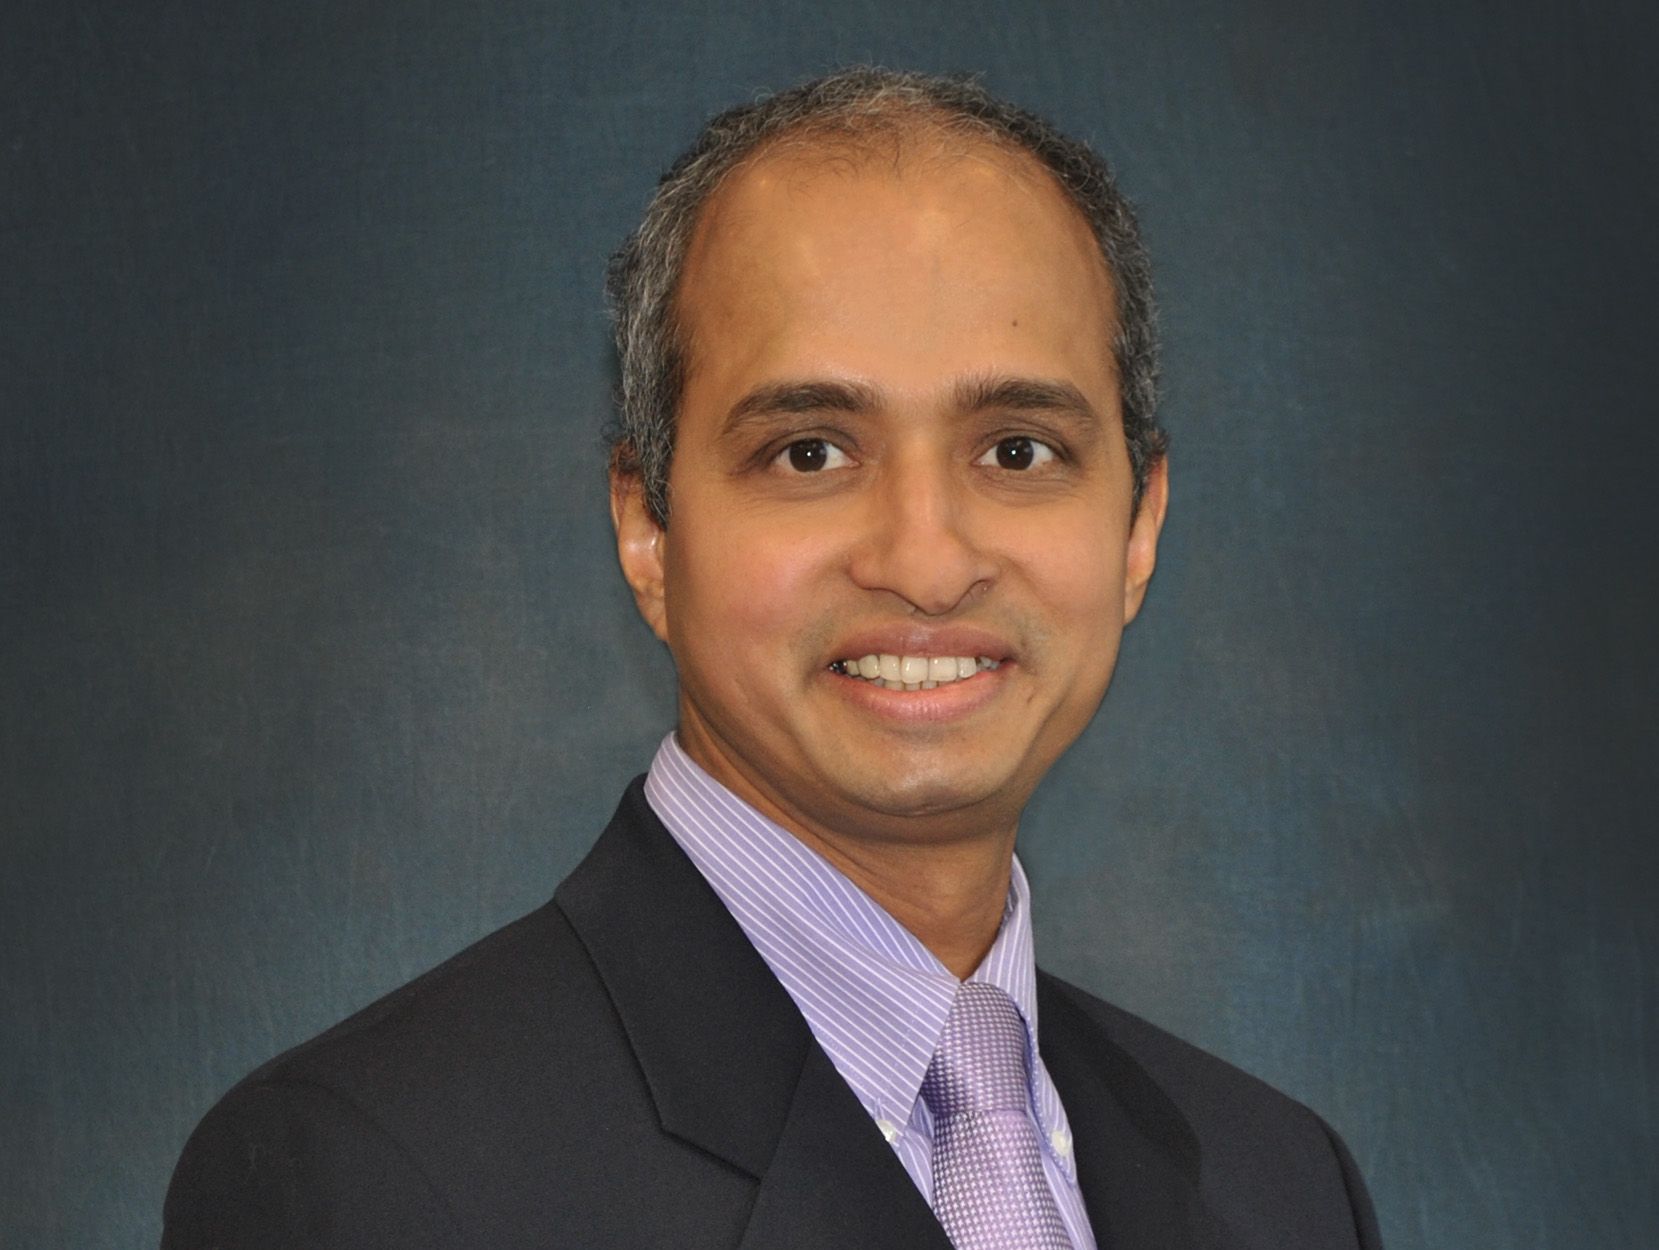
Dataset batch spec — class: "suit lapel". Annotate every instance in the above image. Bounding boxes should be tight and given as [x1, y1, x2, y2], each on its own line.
[736, 1044, 953, 1250]
[1038, 974, 1223, 1250]
[555, 780, 948, 1250]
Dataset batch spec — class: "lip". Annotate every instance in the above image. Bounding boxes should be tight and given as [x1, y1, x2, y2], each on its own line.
[820, 657, 1009, 724]
[824, 625, 1014, 666]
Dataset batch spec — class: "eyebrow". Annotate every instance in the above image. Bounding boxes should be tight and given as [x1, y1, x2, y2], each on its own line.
[952, 374, 1102, 423]
[722, 379, 880, 434]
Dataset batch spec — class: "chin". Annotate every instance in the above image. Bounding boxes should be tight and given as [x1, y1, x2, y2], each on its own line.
[823, 757, 1023, 824]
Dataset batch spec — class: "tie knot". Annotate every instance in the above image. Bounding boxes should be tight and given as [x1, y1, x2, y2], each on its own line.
[921, 982, 1032, 1120]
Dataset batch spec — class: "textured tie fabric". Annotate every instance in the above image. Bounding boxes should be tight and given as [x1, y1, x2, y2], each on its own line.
[922, 982, 1075, 1250]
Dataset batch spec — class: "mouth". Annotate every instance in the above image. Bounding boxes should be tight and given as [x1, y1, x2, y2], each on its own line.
[828, 653, 1003, 691]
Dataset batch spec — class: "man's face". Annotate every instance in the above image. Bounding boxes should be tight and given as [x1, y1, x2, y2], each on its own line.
[615, 136, 1167, 850]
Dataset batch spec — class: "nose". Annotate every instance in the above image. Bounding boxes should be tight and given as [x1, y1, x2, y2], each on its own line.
[847, 449, 996, 615]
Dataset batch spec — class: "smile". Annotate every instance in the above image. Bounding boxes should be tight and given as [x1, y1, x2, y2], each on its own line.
[828, 654, 1001, 691]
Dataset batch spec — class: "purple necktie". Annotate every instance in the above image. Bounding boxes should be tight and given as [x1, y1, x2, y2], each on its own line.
[921, 982, 1074, 1250]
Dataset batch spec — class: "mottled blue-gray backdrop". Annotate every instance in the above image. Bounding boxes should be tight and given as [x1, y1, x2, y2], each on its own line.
[4, 1, 1655, 1246]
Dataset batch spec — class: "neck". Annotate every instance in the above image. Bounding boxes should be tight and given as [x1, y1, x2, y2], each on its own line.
[676, 727, 1019, 980]
[789, 822, 1015, 979]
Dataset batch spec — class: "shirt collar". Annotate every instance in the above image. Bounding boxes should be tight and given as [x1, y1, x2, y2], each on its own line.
[643, 733, 1045, 1130]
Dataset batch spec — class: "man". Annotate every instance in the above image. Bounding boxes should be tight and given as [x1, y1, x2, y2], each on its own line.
[164, 68, 1382, 1249]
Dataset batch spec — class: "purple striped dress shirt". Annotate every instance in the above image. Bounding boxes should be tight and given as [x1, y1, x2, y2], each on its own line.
[645, 734, 1098, 1250]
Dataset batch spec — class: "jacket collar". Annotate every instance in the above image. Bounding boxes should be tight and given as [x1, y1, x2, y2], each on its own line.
[554, 779, 951, 1250]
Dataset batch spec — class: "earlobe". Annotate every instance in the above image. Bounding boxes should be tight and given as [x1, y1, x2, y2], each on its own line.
[611, 471, 671, 642]
[1122, 457, 1169, 624]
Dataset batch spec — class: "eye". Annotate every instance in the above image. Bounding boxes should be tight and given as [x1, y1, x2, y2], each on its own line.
[975, 436, 1056, 470]
[777, 438, 851, 473]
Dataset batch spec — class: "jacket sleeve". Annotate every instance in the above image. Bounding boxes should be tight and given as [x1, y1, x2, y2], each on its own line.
[161, 1078, 456, 1250]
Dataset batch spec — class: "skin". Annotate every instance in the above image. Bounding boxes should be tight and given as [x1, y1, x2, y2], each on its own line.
[613, 133, 1168, 978]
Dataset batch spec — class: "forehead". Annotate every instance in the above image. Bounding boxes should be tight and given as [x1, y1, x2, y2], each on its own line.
[673, 131, 1120, 402]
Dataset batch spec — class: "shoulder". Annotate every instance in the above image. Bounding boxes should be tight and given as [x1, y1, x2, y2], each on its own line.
[1038, 972, 1383, 1250]
[243, 898, 609, 1091]
[1039, 971, 1328, 1144]
[206, 897, 622, 1128]
[162, 899, 667, 1247]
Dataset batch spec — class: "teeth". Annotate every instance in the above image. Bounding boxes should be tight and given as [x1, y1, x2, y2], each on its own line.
[837, 653, 998, 688]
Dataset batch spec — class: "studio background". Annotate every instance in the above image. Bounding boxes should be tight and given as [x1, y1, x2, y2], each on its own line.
[4, 1, 1655, 1246]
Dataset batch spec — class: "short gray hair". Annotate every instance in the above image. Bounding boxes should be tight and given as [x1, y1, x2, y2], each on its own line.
[605, 66, 1166, 526]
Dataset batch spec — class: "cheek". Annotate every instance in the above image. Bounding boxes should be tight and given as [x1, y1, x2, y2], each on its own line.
[1004, 513, 1129, 657]
[665, 512, 841, 676]
[1021, 495, 1124, 578]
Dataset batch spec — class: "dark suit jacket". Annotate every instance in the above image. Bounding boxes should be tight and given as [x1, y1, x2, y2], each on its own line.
[163, 780, 1382, 1249]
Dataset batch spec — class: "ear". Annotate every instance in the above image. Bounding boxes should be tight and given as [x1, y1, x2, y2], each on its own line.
[611, 469, 670, 643]
[1123, 456, 1169, 624]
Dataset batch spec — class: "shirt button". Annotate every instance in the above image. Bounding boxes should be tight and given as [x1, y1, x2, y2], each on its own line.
[1050, 1129, 1071, 1156]
[876, 1118, 899, 1143]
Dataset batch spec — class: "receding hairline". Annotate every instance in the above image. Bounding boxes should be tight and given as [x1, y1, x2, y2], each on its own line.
[738, 102, 1057, 173]
[670, 116, 1122, 389]
[686, 108, 1103, 252]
